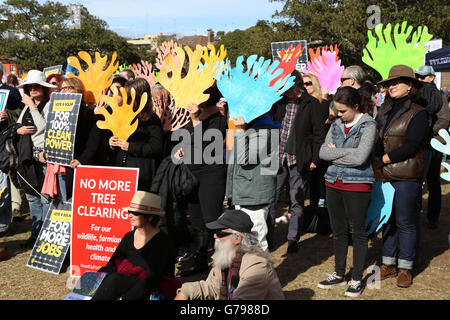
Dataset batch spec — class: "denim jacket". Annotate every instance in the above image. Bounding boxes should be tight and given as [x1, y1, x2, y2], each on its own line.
[319, 113, 377, 184]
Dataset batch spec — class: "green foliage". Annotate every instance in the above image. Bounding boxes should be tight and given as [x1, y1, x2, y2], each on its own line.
[270, 0, 450, 82]
[217, 20, 278, 67]
[362, 22, 433, 79]
[0, 0, 145, 71]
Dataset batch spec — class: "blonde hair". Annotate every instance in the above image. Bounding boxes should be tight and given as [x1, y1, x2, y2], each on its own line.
[62, 77, 84, 94]
[302, 72, 322, 102]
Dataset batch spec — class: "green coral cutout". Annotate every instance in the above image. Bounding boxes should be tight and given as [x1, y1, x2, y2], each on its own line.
[362, 21, 433, 79]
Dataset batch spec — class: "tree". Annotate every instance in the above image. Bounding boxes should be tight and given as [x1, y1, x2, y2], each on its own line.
[218, 20, 278, 66]
[0, 0, 145, 71]
[270, 0, 450, 81]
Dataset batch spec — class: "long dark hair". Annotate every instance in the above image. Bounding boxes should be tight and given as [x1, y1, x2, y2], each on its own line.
[125, 78, 153, 122]
[333, 86, 374, 116]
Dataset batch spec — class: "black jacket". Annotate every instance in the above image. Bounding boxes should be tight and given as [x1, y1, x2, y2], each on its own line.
[418, 82, 443, 128]
[150, 156, 198, 212]
[111, 113, 163, 191]
[0, 84, 24, 111]
[268, 92, 327, 172]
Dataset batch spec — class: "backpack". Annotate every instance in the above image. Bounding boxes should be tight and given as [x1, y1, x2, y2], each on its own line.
[0, 124, 20, 176]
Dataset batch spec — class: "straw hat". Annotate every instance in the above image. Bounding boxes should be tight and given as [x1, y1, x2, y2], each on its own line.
[377, 65, 421, 86]
[122, 191, 165, 216]
[17, 70, 57, 89]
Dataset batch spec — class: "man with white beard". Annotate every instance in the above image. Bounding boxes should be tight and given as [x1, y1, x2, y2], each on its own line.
[174, 209, 285, 300]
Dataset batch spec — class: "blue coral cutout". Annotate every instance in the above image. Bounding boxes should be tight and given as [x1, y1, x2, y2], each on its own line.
[216, 55, 295, 123]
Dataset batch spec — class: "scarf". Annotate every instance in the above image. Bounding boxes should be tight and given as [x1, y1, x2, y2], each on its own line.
[219, 250, 244, 300]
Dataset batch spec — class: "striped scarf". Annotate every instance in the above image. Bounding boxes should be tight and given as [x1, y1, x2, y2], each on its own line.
[219, 251, 244, 300]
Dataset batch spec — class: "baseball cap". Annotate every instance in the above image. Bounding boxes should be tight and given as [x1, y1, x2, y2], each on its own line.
[206, 209, 254, 233]
[415, 65, 435, 76]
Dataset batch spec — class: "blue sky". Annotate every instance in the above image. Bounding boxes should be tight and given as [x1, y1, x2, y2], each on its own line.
[39, 0, 285, 38]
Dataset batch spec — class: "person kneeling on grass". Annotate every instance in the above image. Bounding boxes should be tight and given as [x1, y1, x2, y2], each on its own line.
[174, 209, 285, 300]
[92, 191, 175, 300]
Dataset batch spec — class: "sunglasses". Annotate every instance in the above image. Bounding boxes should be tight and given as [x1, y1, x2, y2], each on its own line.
[304, 81, 313, 86]
[415, 74, 426, 80]
[340, 77, 351, 83]
[26, 84, 42, 91]
[215, 230, 233, 238]
[128, 210, 144, 216]
[60, 86, 75, 91]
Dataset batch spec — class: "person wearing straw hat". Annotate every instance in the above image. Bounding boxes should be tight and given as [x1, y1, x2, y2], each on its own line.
[373, 65, 428, 288]
[92, 191, 176, 300]
[15, 70, 56, 248]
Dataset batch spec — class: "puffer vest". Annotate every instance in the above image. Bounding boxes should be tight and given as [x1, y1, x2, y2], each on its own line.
[380, 101, 426, 181]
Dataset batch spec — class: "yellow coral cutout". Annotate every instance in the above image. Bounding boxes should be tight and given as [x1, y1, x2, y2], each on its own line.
[95, 87, 147, 141]
[67, 51, 119, 104]
[157, 44, 226, 109]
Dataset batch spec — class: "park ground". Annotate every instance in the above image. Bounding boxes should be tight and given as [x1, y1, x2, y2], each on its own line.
[0, 182, 449, 300]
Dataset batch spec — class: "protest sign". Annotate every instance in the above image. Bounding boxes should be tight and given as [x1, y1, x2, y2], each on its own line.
[27, 200, 72, 274]
[271, 40, 308, 71]
[71, 166, 139, 277]
[44, 92, 82, 166]
[0, 89, 10, 112]
[43, 65, 63, 78]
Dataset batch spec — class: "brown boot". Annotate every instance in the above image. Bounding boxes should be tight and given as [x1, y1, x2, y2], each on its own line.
[0, 247, 7, 261]
[380, 264, 397, 280]
[397, 269, 413, 288]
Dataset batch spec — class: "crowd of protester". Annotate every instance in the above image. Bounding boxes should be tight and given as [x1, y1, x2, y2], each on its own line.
[0, 59, 449, 300]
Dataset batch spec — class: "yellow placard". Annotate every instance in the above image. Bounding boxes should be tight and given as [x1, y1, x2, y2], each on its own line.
[53, 100, 75, 112]
[50, 209, 72, 223]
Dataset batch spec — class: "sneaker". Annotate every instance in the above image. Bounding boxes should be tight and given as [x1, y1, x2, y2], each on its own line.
[318, 272, 347, 289]
[176, 247, 194, 263]
[345, 280, 363, 297]
[318, 199, 326, 207]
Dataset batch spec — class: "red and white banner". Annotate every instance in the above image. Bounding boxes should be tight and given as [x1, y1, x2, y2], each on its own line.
[71, 166, 139, 277]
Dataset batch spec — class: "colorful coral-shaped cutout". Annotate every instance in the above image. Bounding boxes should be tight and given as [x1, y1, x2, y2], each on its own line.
[157, 44, 226, 109]
[95, 87, 147, 141]
[217, 55, 295, 123]
[303, 45, 344, 94]
[362, 21, 433, 79]
[67, 51, 119, 104]
[131, 60, 157, 88]
[270, 43, 305, 87]
[431, 129, 450, 181]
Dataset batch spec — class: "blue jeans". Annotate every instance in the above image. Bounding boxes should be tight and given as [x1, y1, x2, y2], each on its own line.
[57, 173, 69, 202]
[268, 161, 307, 242]
[26, 192, 51, 239]
[382, 181, 422, 270]
[0, 171, 12, 233]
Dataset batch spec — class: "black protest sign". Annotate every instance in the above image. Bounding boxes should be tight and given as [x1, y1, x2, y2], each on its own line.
[27, 200, 72, 274]
[44, 92, 82, 166]
[271, 40, 308, 71]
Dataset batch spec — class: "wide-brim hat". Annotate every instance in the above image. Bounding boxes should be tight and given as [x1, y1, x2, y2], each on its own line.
[17, 70, 57, 89]
[122, 191, 165, 216]
[377, 65, 421, 86]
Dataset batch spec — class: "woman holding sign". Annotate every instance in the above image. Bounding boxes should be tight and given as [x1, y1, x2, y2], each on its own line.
[58, 77, 109, 201]
[16, 70, 56, 247]
[108, 78, 163, 191]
